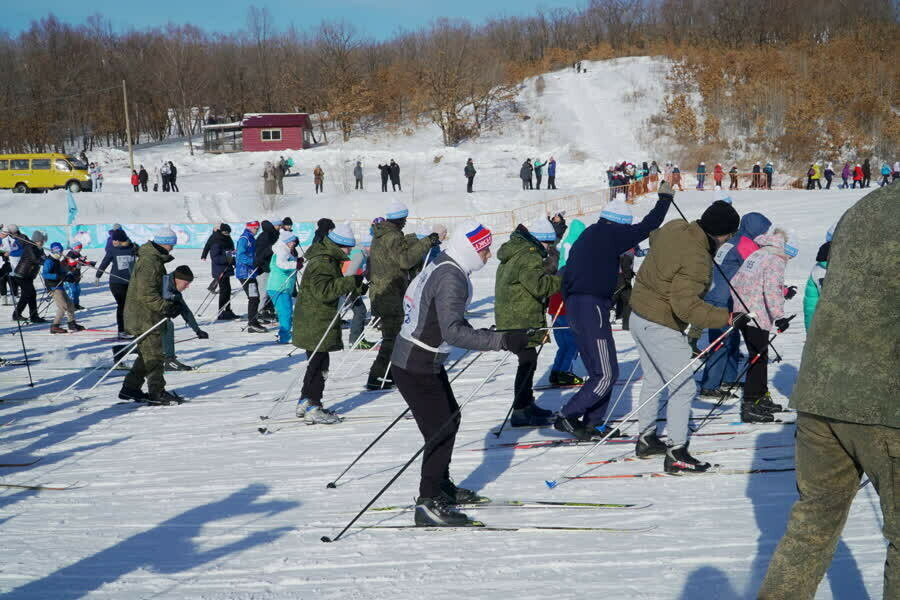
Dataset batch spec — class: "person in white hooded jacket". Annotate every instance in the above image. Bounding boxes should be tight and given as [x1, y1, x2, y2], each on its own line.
[391, 220, 528, 527]
[267, 230, 302, 343]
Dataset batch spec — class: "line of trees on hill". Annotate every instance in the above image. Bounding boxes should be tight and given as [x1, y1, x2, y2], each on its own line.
[0, 1, 896, 162]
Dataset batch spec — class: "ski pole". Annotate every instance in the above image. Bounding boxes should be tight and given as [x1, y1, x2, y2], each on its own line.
[668, 196, 783, 363]
[597, 359, 642, 432]
[260, 294, 357, 429]
[82, 318, 169, 396]
[195, 270, 226, 317]
[321, 351, 512, 543]
[205, 267, 259, 326]
[331, 314, 380, 376]
[286, 293, 355, 358]
[691, 318, 793, 433]
[342, 317, 382, 376]
[494, 303, 565, 437]
[8, 288, 34, 388]
[240, 270, 297, 333]
[325, 349, 482, 489]
[544, 325, 738, 489]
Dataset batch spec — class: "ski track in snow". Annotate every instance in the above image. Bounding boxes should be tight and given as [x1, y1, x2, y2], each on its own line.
[0, 57, 885, 600]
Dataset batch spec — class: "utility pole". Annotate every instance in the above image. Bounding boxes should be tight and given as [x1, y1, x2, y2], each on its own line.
[122, 79, 134, 172]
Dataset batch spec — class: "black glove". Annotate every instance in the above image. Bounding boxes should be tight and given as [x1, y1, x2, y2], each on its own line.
[502, 331, 530, 354]
[195, 329, 209, 340]
[226, 255, 235, 265]
[784, 285, 797, 300]
[163, 302, 182, 318]
[774, 317, 791, 333]
[730, 311, 752, 330]
[207, 280, 219, 293]
[295, 257, 305, 270]
[688, 337, 701, 358]
[353, 274, 364, 287]
[428, 232, 441, 247]
[360, 282, 369, 295]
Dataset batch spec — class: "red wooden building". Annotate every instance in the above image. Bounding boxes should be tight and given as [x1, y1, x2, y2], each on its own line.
[202, 113, 314, 153]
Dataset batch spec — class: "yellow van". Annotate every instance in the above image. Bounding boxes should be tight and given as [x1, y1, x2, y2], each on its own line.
[0, 153, 92, 193]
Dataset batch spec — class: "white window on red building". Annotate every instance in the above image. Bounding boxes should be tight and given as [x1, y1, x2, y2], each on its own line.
[261, 129, 282, 141]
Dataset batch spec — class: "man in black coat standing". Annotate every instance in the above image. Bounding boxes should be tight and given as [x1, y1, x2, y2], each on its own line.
[138, 166, 149, 192]
[464, 158, 476, 193]
[389, 159, 401, 191]
[379, 164, 390, 192]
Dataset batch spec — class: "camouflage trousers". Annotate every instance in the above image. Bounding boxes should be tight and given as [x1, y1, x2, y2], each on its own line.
[759, 412, 898, 599]
[123, 329, 166, 396]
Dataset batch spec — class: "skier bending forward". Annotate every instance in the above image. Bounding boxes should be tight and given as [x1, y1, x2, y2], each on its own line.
[391, 220, 529, 526]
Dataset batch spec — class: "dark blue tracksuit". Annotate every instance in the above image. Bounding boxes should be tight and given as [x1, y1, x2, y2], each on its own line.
[561, 196, 671, 426]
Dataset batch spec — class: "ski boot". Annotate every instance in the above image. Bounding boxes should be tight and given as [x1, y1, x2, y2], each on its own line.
[354, 339, 376, 350]
[664, 444, 712, 474]
[247, 322, 268, 333]
[635, 427, 667, 458]
[147, 390, 185, 406]
[553, 413, 593, 441]
[50, 324, 68, 334]
[164, 359, 194, 372]
[741, 399, 775, 423]
[589, 424, 623, 439]
[30, 316, 48, 324]
[74, 304, 86, 311]
[1, 295, 9, 306]
[415, 496, 478, 527]
[549, 371, 584, 386]
[510, 403, 554, 427]
[119, 386, 149, 402]
[295, 398, 310, 418]
[68, 323, 85, 332]
[365, 374, 394, 391]
[757, 391, 783, 413]
[304, 405, 342, 425]
[440, 478, 490, 505]
[218, 310, 239, 321]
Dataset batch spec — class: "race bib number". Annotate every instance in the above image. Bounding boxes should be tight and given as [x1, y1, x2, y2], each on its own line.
[714, 242, 733, 266]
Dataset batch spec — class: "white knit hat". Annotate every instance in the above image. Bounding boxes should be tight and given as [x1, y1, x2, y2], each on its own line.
[529, 217, 556, 242]
[279, 229, 298, 244]
[153, 226, 177, 246]
[328, 221, 356, 247]
[600, 196, 633, 225]
[415, 223, 432, 239]
[386, 199, 409, 220]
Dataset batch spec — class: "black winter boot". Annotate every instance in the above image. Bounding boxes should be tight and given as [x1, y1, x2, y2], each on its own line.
[440, 479, 490, 504]
[741, 400, 775, 423]
[664, 444, 712, 474]
[415, 496, 479, 527]
[553, 414, 592, 441]
[635, 428, 667, 458]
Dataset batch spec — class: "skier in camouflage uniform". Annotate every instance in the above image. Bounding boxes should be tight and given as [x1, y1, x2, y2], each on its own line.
[759, 184, 899, 600]
[366, 200, 438, 390]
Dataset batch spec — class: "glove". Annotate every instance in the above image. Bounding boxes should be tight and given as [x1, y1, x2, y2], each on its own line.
[729, 311, 752, 330]
[783, 285, 797, 300]
[226, 255, 235, 265]
[688, 337, 701, 358]
[163, 302, 181, 318]
[501, 331, 530, 354]
[774, 317, 791, 333]
[295, 257, 305, 270]
[207, 280, 219, 293]
[360, 282, 369, 295]
[428, 232, 441, 247]
[353, 274, 364, 287]
[658, 181, 675, 199]
[195, 329, 209, 340]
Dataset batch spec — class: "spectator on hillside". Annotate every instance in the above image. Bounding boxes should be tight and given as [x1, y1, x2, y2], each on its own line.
[751, 161, 761, 189]
[671, 164, 683, 191]
[852, 164, 864, 188]
[354, 161, 364, 190]
[862, 158, 871, 187]
[880, 162, 892, 186]
[378, 164, 390, 192]
[313, 165, 324, 194]
[841, 162, 851, 188]
[812, 163, 822, 189]
[534, 159, 544, 189]
[696, 162, 707, 190]
[663, 161, 673, 183]
[273, 159, 284, 194]
[389, 159, 401, 191]
[893, 160, 900, 183]
[161, 161, 171, 192]
[464, 158, 476, 193]
[806, 165, 816, 190]
[138, 166, 149, 192]
[284, 156, 294, 175]
[713, 163, 724, 188]
[520, 159, 533, 190]
[548, 157, 557, 189]
[823, 162, 834, 189]
[262, 161, 277, 195]
[168, 161, 179, 192]
[648, 160, 660, 190]
[131, 170, 139, 192]
[729, 165, 739, 190]
[764, 161, 774, 189]
[88, 162, 99, 191]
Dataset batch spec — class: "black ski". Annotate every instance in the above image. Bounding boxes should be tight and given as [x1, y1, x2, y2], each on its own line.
[372, 499, 652, 512]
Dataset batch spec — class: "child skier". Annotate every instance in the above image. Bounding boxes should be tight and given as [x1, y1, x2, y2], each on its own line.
[268, 229, 303, 344]
[43, 242, 85, 334]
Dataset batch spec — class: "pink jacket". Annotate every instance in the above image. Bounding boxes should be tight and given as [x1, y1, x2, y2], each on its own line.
[729, 232, 791, 331]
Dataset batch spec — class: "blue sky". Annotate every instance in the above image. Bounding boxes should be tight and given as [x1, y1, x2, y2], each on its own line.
[4, 1, 582, 40]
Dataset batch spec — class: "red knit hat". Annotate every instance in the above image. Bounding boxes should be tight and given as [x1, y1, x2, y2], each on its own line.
[246, 221, 260, 228]
[465, 224, 492, 252]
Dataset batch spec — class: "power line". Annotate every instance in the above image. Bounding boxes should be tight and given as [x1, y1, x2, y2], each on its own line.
[0, 85, 120, 112]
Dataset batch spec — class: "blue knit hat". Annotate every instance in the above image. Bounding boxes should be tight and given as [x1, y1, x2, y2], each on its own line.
[50, 242, 64, 254]
[153, 227, 177, 246]
[386, 199, 409, 220]
[328, 222, 356, 247]
[529, 217, 556, 242]
[600, 195, 633, 225]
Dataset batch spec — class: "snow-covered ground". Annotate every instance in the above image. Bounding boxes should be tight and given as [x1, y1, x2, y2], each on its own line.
[0, 56, 885, 599]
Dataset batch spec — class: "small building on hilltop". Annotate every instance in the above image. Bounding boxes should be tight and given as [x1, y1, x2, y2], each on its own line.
[202, 113, 314, 153]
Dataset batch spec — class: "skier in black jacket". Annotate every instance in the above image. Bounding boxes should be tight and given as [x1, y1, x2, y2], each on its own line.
[254, 220, 279, 321]
[208, 224, 238, 319]
[11, 230, 48, 323]
[389, 160, 401, 191]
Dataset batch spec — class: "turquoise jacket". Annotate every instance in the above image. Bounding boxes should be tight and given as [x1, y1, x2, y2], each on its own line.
[803, 261, 827, 330]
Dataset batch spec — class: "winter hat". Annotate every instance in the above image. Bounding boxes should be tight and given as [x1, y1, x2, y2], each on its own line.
[528, 217, 557, 242]
[173, 265, 194, 282]
[359, 229, 373, 247]
[328, 221, 356, 247]
[314, 218, 336, 243]
[699, 201, 740, 236]
[278, 229, 298, 245]
[386, 199, 409, 220]
[600, 196, 633, 225]
[246, 221, 260, 229]
[31, 230, 47, 244]
[73, 243, 83, 251]
[112, 223, 122, 230]
[271, 218, 283, 227]
[153, 226, 177, 246]
[4, 224, 19, 234]
[282, 217, 293, 227]
[826, 222, 837, 243]
[111, 229, 128, 242]
[432, 223, 448, 240]
[50, 242, 64, 254]
[713, 187, 733, 204]
[446, 219, 493, 274]
[220, 223, 232, 234]
[415, 223, 432, 239]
